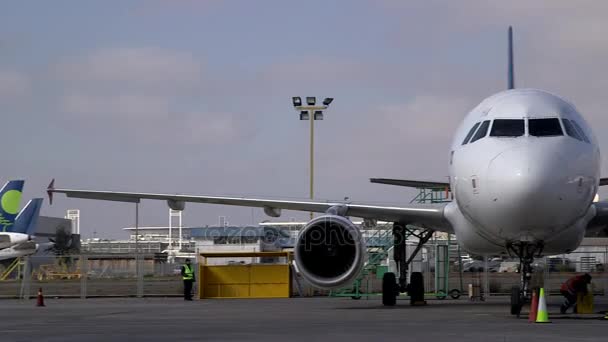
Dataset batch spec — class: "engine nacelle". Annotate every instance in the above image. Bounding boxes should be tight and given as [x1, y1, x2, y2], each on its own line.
[294, 215, 365, 289]
[263, 206, 281, 218]
[0, 232, 28, 249]
[167, 200, 185, 211]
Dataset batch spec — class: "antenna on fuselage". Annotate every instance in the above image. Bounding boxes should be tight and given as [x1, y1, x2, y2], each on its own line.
[508, 26, 515, 90]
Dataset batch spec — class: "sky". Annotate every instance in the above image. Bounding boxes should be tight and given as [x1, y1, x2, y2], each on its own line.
[3, 0, 608, 239]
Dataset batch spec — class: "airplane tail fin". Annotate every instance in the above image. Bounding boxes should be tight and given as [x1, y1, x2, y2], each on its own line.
[0, 180, 25, 232]
[508, 26, 515, 90]
[11, 198, 43, 235]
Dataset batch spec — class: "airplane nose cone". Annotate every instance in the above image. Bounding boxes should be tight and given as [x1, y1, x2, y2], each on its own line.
[487, 147, 570, 238]
[488, 147, 566, 196]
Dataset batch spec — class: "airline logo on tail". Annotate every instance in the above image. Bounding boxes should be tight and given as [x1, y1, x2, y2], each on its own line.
[0, 180, 24, 232]
[11, 198, 43, 235]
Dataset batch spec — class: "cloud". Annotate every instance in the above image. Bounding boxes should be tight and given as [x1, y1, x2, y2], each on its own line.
[56, 47, 203, 94]
[323, 95, 472, 177]
[63, 93, 171, 120]
[262, 56, 373, 84]
[59, 92, 254, 146]
[0, 69, 29, 103]
[53, 47, 255, 145]
[129, 0, 223, 16]
[175, 112, 256, 145]
[374, 96, 470, 139]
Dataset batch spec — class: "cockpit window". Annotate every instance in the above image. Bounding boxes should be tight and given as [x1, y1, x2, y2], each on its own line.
[561, 119, 582, 141]
[469, 120, 490, 143]
[571, 120, 590, 143]
[462, 122, 481, 145]
[490, 119, 525, 137]
[528, 118, 563, 137]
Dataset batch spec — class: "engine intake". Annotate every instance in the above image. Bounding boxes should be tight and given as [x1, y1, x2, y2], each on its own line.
[294, 215, 365, 289]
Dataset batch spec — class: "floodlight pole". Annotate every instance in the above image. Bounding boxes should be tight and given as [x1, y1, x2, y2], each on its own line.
[293, 100, 330, 220]
[135, 202, 139, 258]
[309, 111, 314, 220]
[135, 201, 143, 298]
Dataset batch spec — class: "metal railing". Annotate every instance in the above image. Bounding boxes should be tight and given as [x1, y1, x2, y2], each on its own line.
[0, 254, 192, 299]
[1, 248, 606, 299]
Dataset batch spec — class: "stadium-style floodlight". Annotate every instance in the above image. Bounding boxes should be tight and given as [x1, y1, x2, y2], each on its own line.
[323, 97, 334, 106]
[292, 97, 302, 107]
[291, 96, 334, 219]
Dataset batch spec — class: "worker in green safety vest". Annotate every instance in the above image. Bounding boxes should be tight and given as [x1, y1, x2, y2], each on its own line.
[181, 259, 195, 301]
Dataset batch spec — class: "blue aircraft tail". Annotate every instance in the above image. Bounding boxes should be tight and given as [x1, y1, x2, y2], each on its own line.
[11, 198, 43, 235]
[0, 180, 25, 232]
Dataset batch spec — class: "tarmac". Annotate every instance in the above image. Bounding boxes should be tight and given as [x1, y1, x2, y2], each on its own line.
[1, 296, 607, 342]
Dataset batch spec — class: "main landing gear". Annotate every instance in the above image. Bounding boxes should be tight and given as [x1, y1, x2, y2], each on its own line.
[508, 242, 543, 316]
[382, 223, 434, 306]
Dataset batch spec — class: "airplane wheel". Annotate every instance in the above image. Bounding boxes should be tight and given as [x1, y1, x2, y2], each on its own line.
[409, 272, 425, 305]
[511, 286, 523, 316]
[382, 272, 397, 306]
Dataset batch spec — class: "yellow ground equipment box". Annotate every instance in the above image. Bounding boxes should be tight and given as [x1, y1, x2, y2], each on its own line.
[576, 291, 594, 314]
[198, 252, 292, 299]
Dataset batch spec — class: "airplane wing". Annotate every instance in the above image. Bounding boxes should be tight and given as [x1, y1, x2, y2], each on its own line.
[370, 178, 451, 190]
[47, 180, 452, 232]
[11, 241, 36, 250]
[336, 178, 604, 189]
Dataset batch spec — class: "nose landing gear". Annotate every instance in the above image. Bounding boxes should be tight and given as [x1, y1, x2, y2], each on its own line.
[507, 242, 543, 316]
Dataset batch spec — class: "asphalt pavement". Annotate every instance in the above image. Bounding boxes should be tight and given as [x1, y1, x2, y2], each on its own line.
[1, 296, 606, 342]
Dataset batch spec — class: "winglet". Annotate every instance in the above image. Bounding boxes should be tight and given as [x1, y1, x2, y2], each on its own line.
[47, 179, 55, 205]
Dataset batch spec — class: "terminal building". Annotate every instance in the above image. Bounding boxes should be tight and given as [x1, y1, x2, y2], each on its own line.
[77, 220, 442, 268]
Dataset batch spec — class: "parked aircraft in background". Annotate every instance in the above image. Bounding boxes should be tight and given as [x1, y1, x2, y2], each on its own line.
[0, 198, 44, 261]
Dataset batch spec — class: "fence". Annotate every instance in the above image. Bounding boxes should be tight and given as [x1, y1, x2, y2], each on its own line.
[442, 249, 608, 297]
[1, 248, 607, 299]
[0, 254, 188, 299]
[327, 241, 608, 298]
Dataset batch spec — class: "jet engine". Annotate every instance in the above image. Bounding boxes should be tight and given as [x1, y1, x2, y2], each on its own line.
[294, 215, 365, 289]
[0, 233, 29, 249]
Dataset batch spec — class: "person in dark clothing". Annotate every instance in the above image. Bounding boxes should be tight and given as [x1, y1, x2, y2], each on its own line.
[560, 273, 592, 314]
[181, 259, 195, 301]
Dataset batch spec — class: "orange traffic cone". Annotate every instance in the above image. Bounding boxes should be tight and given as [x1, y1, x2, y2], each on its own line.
[36, 288, 45, 307]
[528, 289, 538, 323]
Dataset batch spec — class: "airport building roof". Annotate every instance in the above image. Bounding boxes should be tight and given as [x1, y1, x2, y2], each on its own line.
[190, 226, 264, 238]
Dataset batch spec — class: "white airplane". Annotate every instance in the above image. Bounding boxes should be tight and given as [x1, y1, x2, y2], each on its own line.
[0, 198, 44, 258]
[47, 27, 608, 315]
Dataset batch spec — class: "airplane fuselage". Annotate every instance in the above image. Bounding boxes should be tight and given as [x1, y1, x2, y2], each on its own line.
[445, 89, 600, 255]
